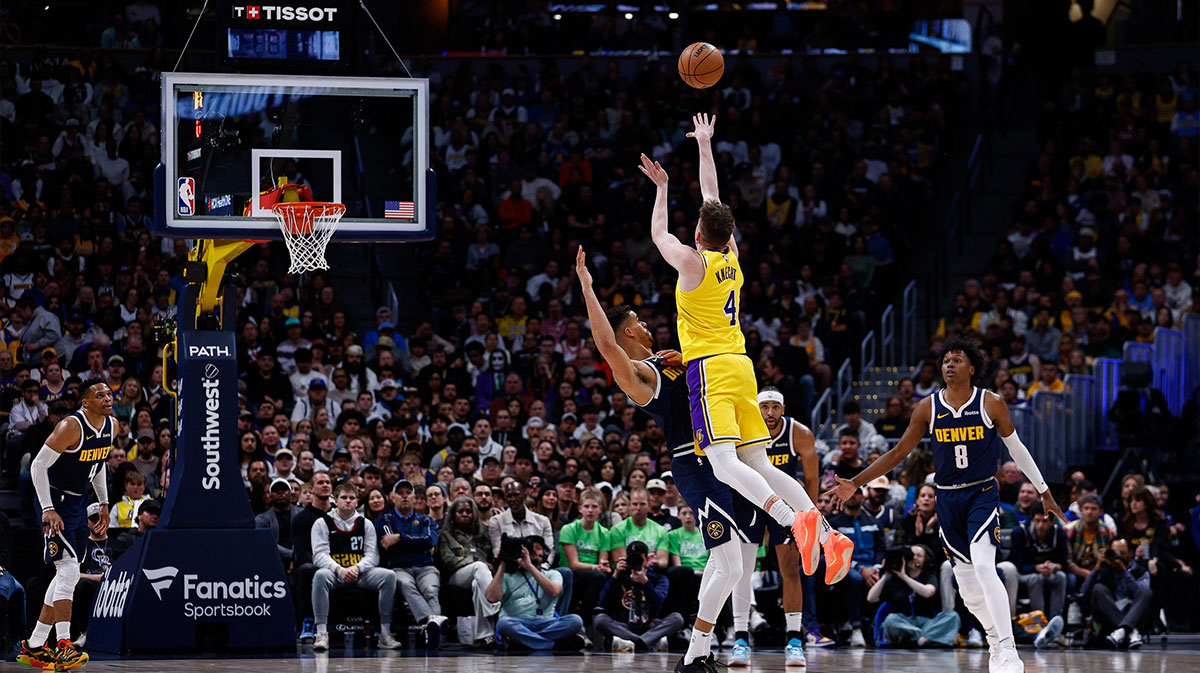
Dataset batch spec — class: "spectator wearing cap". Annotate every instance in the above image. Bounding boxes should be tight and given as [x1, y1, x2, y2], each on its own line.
[861, 475, 900, 532]
[824, 486, 885, 647]
[362, 307, 394, 351]
[328, 447, 353, 478]
[369, 379, 402, 422]
[644, 479, 680, 531]
[272, 447, 297, 481]
[257, 478, 304, 570]
[291, 375, 337, 430]
[1065, 494, 1118, 593]
[15, 293, 62, 362]
[377, 480, 447, 635]
[72, 501, 111, 638]
[276, 317, 311, 375]
[244, 349, 294, 412]
[342, 345, 379, 396]
[111, 499, 160, 560]
[129, 428, 162, 493]
[103, 354, 125, 392]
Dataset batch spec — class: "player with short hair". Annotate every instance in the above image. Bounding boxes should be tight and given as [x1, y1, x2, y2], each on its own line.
[577, 246, 748, 673]
[639, 113, 852, 593]
[827, 336, 1067, 673]
[727, 387, 821, 668]
[18, 380, 115, 670]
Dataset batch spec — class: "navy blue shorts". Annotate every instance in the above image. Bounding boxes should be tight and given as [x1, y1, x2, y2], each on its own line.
[41, 489, 87, 563]
[936, 479, 1001, 566]
[738, 505, 789, 547]
[671, 450, 751, 550]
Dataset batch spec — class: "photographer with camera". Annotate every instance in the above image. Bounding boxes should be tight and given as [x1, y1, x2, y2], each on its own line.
[1080, 539, 1154, 649]
[484, 534, 586, 651]
[867, 544, 960, 647]
[593, 540, 684, 653]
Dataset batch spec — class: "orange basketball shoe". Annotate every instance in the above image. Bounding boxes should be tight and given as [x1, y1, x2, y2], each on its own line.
[791, 509, 822, 575]
[823, 530, 855, 584]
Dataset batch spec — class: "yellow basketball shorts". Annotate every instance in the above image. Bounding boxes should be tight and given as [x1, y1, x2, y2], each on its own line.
[686, 353, 771, 455]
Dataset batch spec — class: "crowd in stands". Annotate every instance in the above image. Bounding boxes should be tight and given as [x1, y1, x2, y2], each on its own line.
[0, 0, 1196, 656]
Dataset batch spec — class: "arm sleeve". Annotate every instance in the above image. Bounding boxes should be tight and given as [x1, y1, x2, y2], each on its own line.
[90, 461, 108, 504]
[31, 445, 61, 511]
[1001, 429, 1049, 494]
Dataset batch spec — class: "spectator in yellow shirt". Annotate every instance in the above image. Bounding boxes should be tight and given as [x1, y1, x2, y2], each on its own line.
[0, 217, 18, 264]
[1027, 360, 1066, 397]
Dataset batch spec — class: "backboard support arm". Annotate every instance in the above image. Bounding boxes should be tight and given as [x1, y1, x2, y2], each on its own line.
[185, 239, 254, 331]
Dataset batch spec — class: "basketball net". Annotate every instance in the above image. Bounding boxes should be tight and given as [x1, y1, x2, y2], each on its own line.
[270, 202, 345, 273]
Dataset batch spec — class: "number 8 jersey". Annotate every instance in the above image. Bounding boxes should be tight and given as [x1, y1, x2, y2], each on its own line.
[928, 387, 1000, 487]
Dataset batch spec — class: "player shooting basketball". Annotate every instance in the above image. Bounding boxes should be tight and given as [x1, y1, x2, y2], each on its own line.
[826, 337, 1067, 673]
[639, 113, 853, 593]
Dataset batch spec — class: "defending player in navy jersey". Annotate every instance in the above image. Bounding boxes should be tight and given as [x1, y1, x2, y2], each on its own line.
[827, 337, 1065, 673]
[577, 247, 746, 673]
[18, 380, 115, 670]
[726, 387, 820, 668]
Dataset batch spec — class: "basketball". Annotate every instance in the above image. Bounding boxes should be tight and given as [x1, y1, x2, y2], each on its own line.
[678, 42, 724, 89]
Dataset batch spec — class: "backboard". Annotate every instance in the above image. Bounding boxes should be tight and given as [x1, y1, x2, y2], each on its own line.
[154, 72, 435, 242]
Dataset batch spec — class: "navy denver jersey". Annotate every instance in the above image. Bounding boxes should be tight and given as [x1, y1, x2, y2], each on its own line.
[635, 355, 692, 451]
[929, 387, 1000, 487]
[48, 410, 114, 495]
[766, 416, 800, 478]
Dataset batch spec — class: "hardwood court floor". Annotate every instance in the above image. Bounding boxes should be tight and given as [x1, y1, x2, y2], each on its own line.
[7, 644, 1196, 673]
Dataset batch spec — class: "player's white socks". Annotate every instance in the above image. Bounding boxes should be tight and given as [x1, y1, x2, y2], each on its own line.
[785, 612, 803, 634]
[706, 441, 796, 527]
[29, 621, 52, 648]
[55, 621, 70, 643]
[968, 538, 1016, 646]
[684, 628, 713, 665]
[741, 443, 831, 543]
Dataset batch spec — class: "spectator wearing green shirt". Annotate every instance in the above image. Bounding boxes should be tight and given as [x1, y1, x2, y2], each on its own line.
[663, 504, 708, 623]
[607, 488, 669, 568]
[484, 536, 585, 651]
[559, 488, 613, 624]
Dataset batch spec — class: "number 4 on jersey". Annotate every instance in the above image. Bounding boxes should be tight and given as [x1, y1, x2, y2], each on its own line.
[723, 290, 737, 326]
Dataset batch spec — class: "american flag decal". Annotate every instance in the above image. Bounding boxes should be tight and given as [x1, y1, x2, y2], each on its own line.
[384, 200, 415, 219]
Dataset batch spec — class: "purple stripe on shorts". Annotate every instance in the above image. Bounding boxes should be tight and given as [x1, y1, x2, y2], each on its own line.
[687, 358, 713, 451]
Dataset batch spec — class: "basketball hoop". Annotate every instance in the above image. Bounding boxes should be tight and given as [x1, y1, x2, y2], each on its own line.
[270, 202, 345, 273]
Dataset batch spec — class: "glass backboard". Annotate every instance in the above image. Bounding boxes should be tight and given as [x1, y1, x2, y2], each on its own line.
[154, 72, 434, 242]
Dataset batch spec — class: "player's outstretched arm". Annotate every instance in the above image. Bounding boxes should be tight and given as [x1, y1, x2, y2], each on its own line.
[825, 397, 932, 511]
[639, 154, 704, 284]
[687, 113, 720, 203]
[985, 391, 1067, 523]
[576, 246, 658, 406]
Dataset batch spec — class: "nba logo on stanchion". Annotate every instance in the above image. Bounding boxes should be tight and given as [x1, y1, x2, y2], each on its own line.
[177, 178, 195, 216]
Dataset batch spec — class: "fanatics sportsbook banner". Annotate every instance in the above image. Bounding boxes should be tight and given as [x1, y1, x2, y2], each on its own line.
[160, 330, 254, 529]
[87, 529, 296, 652]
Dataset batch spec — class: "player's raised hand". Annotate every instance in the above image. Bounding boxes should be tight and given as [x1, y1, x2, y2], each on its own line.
[1041, 490, 1069, 525]
[655, 349, 683, 366]
[686, 112, 717, 142]
[575, 246, 593, 288]
[638, 153, 668, 188]
[824, 476, 858, 512]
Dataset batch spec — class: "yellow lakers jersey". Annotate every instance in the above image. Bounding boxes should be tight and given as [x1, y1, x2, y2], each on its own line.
[676, 246, 745, 362]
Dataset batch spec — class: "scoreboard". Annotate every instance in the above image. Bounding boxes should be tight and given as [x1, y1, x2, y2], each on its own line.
[217, 1, 354, 72]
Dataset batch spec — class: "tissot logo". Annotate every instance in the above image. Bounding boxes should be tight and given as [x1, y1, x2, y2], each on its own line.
[232, 5, 339, 21]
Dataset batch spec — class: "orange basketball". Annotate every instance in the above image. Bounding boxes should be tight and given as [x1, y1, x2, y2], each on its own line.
[678, 42, 724, 89]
